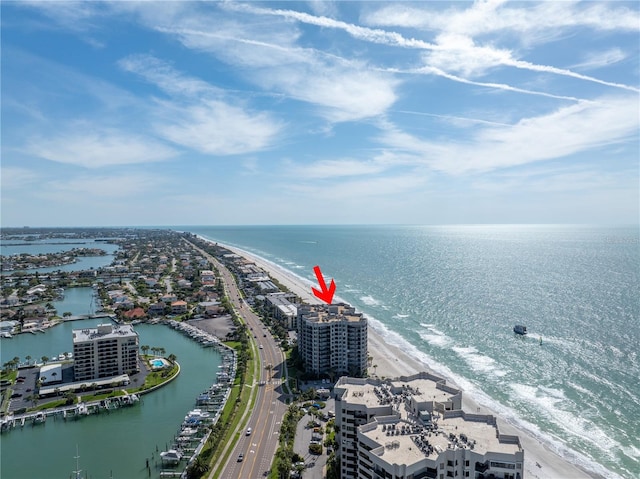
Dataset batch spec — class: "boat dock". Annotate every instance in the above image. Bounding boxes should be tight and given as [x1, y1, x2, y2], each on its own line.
[0, 393, 140, 433]
[151, 324, 237, 478]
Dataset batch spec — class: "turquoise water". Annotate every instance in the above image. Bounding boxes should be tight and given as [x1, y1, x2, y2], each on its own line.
[0, 319, 222, 479]
[184, 224, 639, 478]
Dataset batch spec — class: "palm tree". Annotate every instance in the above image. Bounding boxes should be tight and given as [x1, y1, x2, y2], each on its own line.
[12, 357, 20, 369]
[186, 456, 209, 479]
[41, 356, 49, 365]
[51, 371, 58, 383]
[373, 364, 378, 377]
[141, 345, 150, 357]
[167, 354, 177, 364]
[25, 355, 32, 366]
[90, 382, 98, 392]
[159, 347, 166, 357]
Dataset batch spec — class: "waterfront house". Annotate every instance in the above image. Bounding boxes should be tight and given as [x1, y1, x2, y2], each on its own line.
[123, 307, 146, 321]
[171, 300, 188, 314]
[148, 302, 167, 317]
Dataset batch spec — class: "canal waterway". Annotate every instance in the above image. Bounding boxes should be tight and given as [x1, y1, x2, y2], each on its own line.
[51, 286, 96, 318]
[0, 318, 223, 479]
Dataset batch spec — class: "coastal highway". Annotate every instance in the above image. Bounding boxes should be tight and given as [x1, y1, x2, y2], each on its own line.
[188, 241, 289, 478]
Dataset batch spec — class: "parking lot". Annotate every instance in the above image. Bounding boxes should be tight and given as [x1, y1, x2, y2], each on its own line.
[6, 366, 41, 412]
[292, 397, 336, 479]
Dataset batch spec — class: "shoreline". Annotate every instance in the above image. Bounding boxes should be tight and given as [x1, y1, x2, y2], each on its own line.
[201, 236, 608, 479]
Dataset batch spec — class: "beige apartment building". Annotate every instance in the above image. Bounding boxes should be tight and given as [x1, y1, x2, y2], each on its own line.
[73, 323, 139, 382]
[334, 373, 524, 479]
[297, 303, 368, 377]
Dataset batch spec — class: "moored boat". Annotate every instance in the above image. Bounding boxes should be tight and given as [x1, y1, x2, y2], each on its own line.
[160, 449, 182, 463]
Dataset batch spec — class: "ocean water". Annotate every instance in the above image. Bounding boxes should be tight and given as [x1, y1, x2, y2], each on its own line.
[183, 224, 640, 478]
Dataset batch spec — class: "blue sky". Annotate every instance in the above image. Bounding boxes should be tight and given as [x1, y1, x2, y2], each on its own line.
[1, 1, 638, 227]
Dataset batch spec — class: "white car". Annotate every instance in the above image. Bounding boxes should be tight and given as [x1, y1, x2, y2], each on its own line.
[246, 427, 252, 436]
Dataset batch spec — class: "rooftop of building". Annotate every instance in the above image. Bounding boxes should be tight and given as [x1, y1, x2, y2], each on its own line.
[298, 303, 365, 324]
[361, 412, 521, 467]
[73, 323, 137, 343]
[336, 373, 521, 465]
[336, 376, 460, 407]
[335, 372, 460, 408]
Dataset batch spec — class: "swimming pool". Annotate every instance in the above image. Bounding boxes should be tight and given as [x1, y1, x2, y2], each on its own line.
[151, 358, 168, 369]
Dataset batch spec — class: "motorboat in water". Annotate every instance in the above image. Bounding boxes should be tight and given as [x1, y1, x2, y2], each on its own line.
[513, 324, 527, 335]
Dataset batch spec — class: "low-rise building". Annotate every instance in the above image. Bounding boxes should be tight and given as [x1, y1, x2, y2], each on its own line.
[265, 292, 298, 330]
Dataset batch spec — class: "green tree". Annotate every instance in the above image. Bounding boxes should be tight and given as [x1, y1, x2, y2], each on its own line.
[41, 356, 49, 365]
[185, 456, 209, 479]
[141, 345, 150, 356]
[167, 353, 177, 364]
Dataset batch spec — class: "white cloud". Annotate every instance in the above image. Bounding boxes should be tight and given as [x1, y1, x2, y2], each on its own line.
[378, 94, 639, 175]
[119, 54, 223, 98]
[155, 24, 398, 122]
[260, 64, 397, 122]
[289, 158, 389, 180]
[0, 166, 40, 189]
[571, 48, 628, 71]
[119, 55, 284, 155]
[363, 2, 639, 36]
[154, 99, 282, 155]
[246, 3, 638, 93]
[25, 126, 178, 168]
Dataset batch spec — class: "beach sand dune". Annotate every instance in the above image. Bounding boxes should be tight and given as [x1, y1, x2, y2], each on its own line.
[211, 241, 600, 479]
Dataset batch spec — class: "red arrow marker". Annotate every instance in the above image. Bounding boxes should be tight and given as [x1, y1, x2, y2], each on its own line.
[311, 265, 336, 304]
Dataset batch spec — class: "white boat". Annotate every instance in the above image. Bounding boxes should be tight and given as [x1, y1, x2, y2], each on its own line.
[160, 449, 182, 463]
[185, 409, 210, 419]
[34, 412, 46, 424]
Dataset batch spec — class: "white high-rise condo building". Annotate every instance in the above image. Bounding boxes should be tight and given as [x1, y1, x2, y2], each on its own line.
[73, 323, 139, 382]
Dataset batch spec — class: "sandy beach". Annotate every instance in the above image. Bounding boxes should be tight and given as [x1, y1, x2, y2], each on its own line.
[213, 241, 601, 479]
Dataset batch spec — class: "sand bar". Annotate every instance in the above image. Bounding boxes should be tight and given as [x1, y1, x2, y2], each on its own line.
[207, 239, 604, 479]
